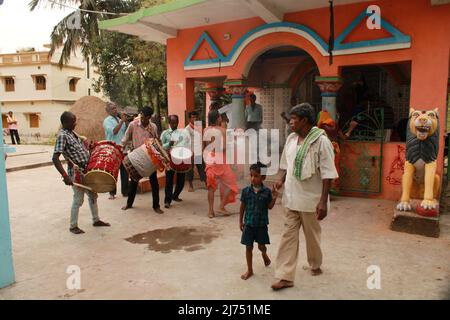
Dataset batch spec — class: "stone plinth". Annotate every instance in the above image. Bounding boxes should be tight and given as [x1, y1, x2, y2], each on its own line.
[390, 208, 440, 238]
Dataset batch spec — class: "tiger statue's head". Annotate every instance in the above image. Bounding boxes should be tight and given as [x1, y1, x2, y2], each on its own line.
[406, 108, 439, 164]
[409, 108, 439, 141]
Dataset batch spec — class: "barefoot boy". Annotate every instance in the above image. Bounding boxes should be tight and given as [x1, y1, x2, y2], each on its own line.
[239, 162, 278, 280]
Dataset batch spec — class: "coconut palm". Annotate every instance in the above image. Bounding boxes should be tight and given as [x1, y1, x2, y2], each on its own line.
[28, 0, 141, 65]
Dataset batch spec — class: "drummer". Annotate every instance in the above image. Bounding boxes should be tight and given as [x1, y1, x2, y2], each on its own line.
[103, 102, 129, 200]
[121, 106, 164, 214]
[52, 111, 111, 234]
[160, 114, 190, 209]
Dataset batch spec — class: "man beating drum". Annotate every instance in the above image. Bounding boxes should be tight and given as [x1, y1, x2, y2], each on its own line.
[121, 106, 164, 214]
[160, 115, 191, 209]
[52, 111, 111, 235]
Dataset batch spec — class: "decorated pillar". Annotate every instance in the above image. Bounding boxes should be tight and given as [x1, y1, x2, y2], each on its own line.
[224, 78, 248, 129]
[0, 104, 15, 288]
[315, 76, 343, 121]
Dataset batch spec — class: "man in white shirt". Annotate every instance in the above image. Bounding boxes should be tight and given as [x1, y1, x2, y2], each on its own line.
[271, 103, 338, 291]
[185, 111, 206, 191]
[245, 94, 263, 130]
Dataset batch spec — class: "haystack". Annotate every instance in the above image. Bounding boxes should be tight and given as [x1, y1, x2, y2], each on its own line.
[69, 96, 108, 142]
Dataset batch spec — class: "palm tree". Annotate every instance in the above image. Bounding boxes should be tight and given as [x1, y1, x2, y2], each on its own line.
[28, 0, 141, 66]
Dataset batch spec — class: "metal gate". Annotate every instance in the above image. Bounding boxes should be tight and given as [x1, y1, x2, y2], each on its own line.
[339, 108, 384, 194]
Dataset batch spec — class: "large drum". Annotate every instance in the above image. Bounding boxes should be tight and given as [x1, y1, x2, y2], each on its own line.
[84, 141, 124, 193]
[123, 138, 170, 182]
[170, 146, 193, 173]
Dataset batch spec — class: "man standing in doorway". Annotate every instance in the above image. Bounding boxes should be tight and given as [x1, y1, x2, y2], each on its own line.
[103, 102, 129, 199]
[7, 111, 20, 145]
[271, 103, 338, 291]
[245, 94, 263, 131]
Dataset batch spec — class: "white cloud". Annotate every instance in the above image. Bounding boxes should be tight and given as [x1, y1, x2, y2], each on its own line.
[0, 0, 74, 53]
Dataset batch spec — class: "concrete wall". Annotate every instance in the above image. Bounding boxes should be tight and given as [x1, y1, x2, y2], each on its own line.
[0, 64, 53, 101]
[2, 101, 70, 140]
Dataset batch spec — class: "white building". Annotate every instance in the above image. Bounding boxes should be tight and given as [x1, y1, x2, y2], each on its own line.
[0, 45, 105, 142]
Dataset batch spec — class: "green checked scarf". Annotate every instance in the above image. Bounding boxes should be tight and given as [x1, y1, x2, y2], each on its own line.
[294, 126, 325, 181]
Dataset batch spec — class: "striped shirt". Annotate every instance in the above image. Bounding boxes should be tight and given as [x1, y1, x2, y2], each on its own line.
[54, 129, 89, 176]
[122, 118, 158, 150]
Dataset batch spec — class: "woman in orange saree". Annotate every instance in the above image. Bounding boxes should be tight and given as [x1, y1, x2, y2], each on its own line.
[204, 110, 238, 218]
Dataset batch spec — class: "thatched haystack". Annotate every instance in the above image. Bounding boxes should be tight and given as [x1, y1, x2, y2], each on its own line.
[69, 96, 108, 142]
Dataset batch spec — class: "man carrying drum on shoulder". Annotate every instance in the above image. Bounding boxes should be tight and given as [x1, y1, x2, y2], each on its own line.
[52, 111, 111, 235]
[121, 106, 164, 214]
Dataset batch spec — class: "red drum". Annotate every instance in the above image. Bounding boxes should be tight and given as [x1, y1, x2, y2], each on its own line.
[123, 138, 170, 182]
[84, 141, 124, 193]
[170, 146, 192, 173]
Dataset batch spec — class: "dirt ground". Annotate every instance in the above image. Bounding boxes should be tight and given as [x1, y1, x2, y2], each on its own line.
[1, 165, 450, 300]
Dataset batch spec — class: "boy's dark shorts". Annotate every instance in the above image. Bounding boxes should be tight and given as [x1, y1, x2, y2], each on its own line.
[241, 225, 270, 246]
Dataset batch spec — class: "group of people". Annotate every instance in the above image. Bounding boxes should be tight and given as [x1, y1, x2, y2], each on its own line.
[52, 100, 339, 291]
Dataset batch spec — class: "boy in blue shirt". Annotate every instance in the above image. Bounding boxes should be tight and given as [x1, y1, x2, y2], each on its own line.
[239, 162, 278, 280]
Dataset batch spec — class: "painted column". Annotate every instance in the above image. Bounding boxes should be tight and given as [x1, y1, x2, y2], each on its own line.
[315, 76, 343, 121]
[224, 79, 247, 129]
[0, 105, 15, 288]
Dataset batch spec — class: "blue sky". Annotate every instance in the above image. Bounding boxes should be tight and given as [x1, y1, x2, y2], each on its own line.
[0, 0, 74, 53]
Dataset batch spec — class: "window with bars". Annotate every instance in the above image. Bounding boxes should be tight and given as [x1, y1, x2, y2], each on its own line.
[35, 76, 46, 90]
[5, 77, 14, 92]
[29, 114, 40, 128]
[69, 78, 77, 92]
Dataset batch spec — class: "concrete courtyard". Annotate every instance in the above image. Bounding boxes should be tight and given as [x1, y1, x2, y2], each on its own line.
[1, 163, 450, 300]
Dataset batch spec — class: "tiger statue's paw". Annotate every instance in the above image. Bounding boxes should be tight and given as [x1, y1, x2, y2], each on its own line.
[420, 199, 437, 210]
[396, 201, 412, 211]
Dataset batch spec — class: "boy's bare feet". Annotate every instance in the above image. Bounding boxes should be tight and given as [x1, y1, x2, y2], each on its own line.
[271, 280, 294, 291]
[241, 270, 254, 280]
[208, 211, 215, 219]
[262, 253, 271, 266]
[311, 268, 323, 276]
[217, 207, 231, 216]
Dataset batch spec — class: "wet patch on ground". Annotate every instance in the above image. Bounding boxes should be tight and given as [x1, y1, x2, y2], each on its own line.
[125, 226, 221, 253]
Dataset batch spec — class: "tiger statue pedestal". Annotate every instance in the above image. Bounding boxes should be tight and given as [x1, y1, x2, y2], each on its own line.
[390, 109, 441, 238]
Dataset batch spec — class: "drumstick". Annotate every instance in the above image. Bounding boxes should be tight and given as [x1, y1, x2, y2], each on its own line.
[73, 182, 95, 193]
[154, 138, 170, 159]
